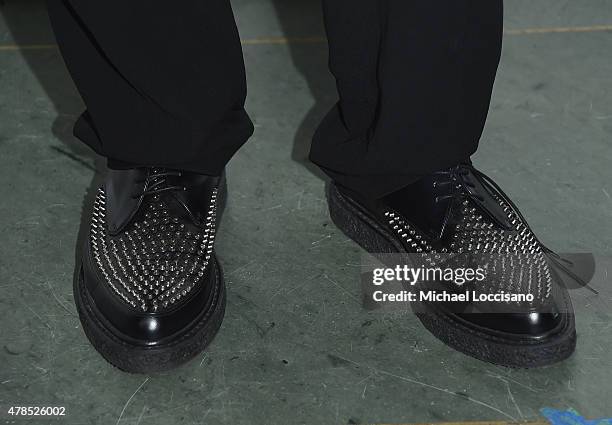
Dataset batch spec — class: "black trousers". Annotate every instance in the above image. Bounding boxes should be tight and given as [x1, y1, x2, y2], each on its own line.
[47, 0, 503, 198]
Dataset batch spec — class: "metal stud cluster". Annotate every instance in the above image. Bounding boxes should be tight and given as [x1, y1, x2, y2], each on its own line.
[90, 188, 218, 312]
[385, 196, 553, 303]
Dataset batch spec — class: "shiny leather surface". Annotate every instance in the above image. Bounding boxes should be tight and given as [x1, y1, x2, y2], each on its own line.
[105, 168, 224, 235]
[338, 164, 573, 340]
[83, 168, 225, 344]
[82, 243, 218, 345]
[170, 172, 223, 225]
[383, 173, 455, 240]
[106, 168, 147, 235]
[412, 267, 568, 338]
[455, 312, 566, 338]
[382, 164, 512, 241]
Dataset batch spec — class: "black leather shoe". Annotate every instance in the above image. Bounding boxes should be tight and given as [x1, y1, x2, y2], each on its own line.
[75, 167, 227, 373]
[328, 163, 578, 368]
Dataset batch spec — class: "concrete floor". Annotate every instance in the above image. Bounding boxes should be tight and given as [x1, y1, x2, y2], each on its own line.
[1, 0, 612, 424]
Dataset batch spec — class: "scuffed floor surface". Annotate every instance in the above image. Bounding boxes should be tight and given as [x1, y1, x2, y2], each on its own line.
[1, 0, 611, 424]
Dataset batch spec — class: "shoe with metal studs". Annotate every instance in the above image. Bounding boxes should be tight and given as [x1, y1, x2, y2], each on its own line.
[328, 162, 580, 368]
[75, 167, 227, 373]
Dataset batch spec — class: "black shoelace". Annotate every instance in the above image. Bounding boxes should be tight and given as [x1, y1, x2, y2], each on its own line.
[433, 165, 485, 204]
[131, 168, 187, 199]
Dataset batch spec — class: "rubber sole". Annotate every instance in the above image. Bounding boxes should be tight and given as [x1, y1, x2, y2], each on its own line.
[327, 182, 576, 368]
[74, 259, 226, 373]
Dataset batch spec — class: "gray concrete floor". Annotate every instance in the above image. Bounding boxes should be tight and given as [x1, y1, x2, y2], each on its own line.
[1, 1, 612, 424]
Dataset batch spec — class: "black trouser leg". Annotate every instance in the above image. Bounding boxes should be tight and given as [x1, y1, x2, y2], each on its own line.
[46, 0, 254, 176]
[48, 0, 502, 197]
[312, 0, 504, 198]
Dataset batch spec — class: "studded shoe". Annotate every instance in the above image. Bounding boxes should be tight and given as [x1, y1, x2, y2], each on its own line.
[328, 163, 580, 367]
[75, 167, 227, 373]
